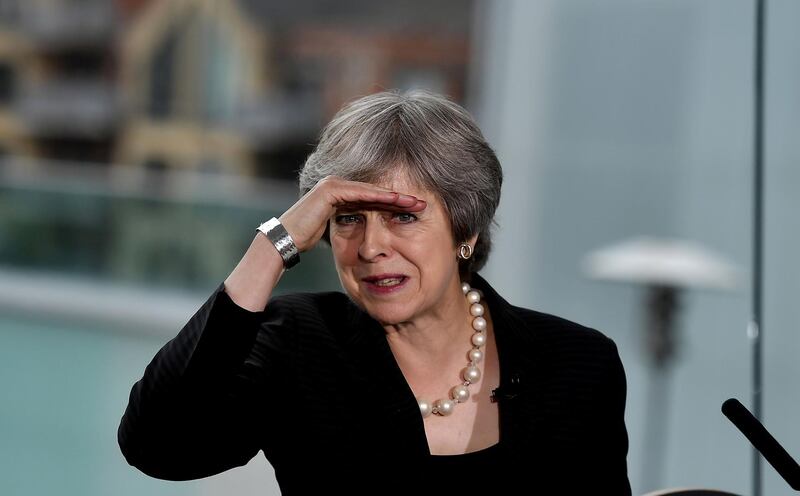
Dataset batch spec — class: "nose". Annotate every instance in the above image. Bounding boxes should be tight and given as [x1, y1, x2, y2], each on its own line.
[358, 215, 391, 262]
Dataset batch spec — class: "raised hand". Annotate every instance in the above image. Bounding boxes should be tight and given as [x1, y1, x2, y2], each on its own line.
[279, 176, 427, 253]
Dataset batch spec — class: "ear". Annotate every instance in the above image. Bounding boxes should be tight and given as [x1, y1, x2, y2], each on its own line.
[466, 232, 479, 249]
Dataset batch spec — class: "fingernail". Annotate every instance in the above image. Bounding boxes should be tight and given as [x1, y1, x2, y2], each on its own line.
[399, 194, 415, 201]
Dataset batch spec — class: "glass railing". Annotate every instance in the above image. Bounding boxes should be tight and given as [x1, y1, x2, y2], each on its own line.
[0, 157, 341, 296]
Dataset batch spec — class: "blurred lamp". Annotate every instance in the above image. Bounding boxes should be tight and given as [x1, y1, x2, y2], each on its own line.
[582, 236, 739, 492]
[583, 236, 738, 368]
[583, 236, 737, 290]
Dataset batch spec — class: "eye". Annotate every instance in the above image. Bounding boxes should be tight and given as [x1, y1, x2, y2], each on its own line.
[335, 214, 363, 225]
[393, 212, 418, 223]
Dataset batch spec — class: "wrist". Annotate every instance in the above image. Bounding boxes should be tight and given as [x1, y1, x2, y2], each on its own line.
[256, 217, 300, 270]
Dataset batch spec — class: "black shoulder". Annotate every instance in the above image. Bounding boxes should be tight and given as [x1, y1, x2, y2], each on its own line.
[504, 304, 626, 406]
[262, 290, 354, 335]
[507, 303, 619, 355]
[267, 291, 350, 312]
[242, 291, 355, 370]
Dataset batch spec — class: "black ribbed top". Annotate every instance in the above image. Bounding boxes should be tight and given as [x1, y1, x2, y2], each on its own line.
[117, 272, 631, 494]
[429, 441, 502, 462]
[424, 442, 508, 491]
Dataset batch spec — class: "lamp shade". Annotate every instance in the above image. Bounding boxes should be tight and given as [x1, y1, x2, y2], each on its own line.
[582, 236, 739, 290]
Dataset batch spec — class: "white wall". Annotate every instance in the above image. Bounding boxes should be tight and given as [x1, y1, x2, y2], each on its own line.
[476, 1, 800, 494]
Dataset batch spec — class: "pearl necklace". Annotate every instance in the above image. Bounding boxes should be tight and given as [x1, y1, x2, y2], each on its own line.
[417, 281, 487, 418]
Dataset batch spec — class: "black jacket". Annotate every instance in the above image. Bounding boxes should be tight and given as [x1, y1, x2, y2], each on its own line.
[118, 272, 631, 495]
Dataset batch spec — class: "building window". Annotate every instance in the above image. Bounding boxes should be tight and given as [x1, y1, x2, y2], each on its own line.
[148, 29, 179, 119]
[200, 20, 240, 123]
[0, 62, 15, 104]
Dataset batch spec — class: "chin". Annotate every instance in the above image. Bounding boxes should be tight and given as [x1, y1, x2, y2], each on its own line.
[360, 301, 414, 326]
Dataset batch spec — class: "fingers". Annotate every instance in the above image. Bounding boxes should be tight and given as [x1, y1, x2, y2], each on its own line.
[338, 199, 427, 213]
[279, 176, 428, 253]
[392, 193, 427, 210]
[402, 198, 428, 212]
[336, 193, 427, 213]
[321, 177, 427, 211]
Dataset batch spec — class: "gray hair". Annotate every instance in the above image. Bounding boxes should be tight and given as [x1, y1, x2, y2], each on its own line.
[298, 89, 503, 276]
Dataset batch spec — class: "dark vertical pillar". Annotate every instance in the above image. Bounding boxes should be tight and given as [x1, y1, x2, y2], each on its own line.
[751, 1, 766, 495]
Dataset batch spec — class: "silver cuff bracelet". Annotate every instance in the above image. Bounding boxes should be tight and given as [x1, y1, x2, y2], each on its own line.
[256, 217, 300, 269]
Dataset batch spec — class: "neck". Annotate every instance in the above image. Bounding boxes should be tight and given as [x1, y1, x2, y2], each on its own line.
[383, 277, 475, 369]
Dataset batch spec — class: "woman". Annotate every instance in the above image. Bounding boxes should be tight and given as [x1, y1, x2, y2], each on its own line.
[118, 90, 631, 494]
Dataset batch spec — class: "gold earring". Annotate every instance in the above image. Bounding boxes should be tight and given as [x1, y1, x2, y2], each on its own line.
[458, 243, 473, 260]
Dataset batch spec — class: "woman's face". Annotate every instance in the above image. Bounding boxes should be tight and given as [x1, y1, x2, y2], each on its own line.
[330, 171, 469, 326]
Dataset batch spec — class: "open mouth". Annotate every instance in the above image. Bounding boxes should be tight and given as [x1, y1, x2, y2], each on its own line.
[370, 276, 406, 287]
[362, 274, 409, 292]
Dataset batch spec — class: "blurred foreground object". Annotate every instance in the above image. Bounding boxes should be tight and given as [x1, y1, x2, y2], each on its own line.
[583, 236, 739, 492]
[722, 398, 800, 492]
[640, 489, 743, 495]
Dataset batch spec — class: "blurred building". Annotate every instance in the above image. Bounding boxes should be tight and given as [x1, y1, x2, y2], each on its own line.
[0, 0, 473, 179]
[0, 0, 117, 162]
[0, 0, 474, 289]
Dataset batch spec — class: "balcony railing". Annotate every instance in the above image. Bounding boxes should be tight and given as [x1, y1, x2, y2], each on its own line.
[0, 156, 339, 294]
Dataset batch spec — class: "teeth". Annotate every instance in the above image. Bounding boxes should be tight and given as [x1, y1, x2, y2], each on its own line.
[373, 277, 403, 287]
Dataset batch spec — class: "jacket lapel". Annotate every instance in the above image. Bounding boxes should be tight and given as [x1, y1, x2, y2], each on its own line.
[469, 273, 553, 454]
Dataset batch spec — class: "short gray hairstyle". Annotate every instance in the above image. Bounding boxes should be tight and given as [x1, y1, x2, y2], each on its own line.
[298, 89, 503, 276]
